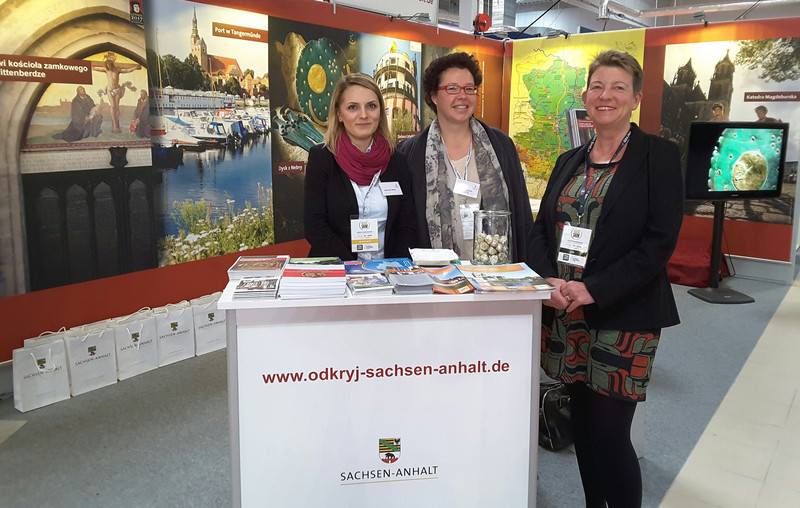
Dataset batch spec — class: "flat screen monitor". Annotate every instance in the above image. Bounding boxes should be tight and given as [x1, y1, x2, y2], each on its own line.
[684, 121, 789, 200]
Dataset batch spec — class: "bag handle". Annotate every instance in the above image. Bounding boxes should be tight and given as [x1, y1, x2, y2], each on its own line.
[30, 348, 56, 372]
[193, 292, 221, 309]
[117, 307, 152, 325]
[165, 301, 189, 315]
[79, 328, 108, 343]
[38, 327, 66, 337]
[123, 307, 152, 320]
[125, 322, 145, 351]
[200, 298, 218, 310]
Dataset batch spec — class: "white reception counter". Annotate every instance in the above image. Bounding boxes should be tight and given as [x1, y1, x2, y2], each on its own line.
[219, 286, 549, 507]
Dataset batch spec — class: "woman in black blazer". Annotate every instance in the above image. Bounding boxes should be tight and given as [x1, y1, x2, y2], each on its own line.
[528, 50, 683, 508]
[303, 73, 416, 260]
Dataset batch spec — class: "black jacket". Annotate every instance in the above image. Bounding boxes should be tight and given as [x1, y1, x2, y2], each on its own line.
[528, 124, 684, 330]
[303, 144, 418, 260]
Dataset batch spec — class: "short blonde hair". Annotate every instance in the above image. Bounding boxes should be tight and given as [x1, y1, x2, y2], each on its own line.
[323, 73, 394, 154]
[587, 50, 644, 95]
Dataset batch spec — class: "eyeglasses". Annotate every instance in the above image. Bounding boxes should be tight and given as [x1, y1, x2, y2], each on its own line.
[436, 85, 479, 95]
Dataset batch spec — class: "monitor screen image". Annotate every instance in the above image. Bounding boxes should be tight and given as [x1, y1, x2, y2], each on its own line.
[684, 121, 789, 200]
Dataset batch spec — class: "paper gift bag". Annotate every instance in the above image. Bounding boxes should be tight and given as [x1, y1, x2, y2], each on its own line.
[13, 339, 71, 412]
[64, 325, 118, 396]
[191, 292, 226, 355]
[154, 302, 195, 367]
[113, 309, 159, 381]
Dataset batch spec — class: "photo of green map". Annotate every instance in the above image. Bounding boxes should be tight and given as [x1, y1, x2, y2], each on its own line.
[509, 32, 645, 201]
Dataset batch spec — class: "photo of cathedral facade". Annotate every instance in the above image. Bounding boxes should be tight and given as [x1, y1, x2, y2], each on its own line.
[661, 50, 735, 147]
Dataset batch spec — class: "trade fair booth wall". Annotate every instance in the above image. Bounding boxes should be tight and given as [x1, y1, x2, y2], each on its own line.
[0, 0, 798, 362]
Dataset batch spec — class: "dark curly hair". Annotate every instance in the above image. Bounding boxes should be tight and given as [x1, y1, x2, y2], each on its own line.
[421, 52, 482, 114]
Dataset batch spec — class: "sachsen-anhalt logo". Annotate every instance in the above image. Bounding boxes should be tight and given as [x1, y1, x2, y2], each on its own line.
[379, 437, 400, 463]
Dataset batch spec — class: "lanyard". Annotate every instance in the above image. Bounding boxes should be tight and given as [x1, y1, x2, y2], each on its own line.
[584, 129, 630, 168]
[577, 130, 630, 219]
[353, 172, 382, 218]
[442, 141, 472, 181]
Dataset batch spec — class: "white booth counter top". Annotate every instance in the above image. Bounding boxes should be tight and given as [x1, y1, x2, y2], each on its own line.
[222, 281, 547, 507]
[218, 281, 553, 309]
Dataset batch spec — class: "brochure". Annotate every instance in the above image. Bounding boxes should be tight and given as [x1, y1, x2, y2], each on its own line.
[384, 267, 434, 295]
[227, 255, 289, 281]
[420, 265, 475, 294]
[346, 273, 394, 296]
[457, 263, 555, 292]
[287, 257, 343, 265]
[343, 258, 415, 275]
[279, 258, 346, 299]
[233, 276, 280, 298]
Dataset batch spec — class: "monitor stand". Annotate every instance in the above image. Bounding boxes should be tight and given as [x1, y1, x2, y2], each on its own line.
[687, 201, 754, 304]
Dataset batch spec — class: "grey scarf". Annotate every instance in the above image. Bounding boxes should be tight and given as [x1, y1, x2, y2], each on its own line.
[424, 118, 509, 250]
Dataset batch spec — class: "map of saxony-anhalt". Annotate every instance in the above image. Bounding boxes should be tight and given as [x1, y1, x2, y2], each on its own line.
[509, 32, 644, 200]
[514, 53, 586, 180]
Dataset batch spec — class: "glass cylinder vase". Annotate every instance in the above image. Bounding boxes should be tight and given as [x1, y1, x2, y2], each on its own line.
[472, 210, 511, 265]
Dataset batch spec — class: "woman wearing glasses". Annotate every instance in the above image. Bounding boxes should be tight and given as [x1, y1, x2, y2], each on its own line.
[397, 52, 534, 261]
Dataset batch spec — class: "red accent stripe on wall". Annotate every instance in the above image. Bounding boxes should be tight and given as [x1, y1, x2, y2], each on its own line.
[680, 215, 792, 262]
[644, 17, 800, 46]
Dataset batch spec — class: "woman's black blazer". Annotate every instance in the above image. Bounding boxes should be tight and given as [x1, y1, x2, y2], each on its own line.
[303, 144, 417, 260]
[528, 124, 684, 330]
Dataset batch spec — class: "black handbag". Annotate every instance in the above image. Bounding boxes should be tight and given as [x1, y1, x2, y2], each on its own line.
[538, 381, 573, 451]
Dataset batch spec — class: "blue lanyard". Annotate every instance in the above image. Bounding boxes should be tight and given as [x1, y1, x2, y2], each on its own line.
[577, 130, 630, 218]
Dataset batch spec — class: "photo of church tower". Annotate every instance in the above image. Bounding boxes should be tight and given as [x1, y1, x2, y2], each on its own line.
[188, 7, 265, 95]
[661, 50, 737, 146]
[707, 50, 735, 119]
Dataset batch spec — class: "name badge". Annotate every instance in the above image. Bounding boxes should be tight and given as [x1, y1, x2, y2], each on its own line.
[350, 217, 379, 252]
[459, 203, 480, 240]
[558, 224, 592, 268]
[379, 181, 402, 196]
[453, 179, 480, 199]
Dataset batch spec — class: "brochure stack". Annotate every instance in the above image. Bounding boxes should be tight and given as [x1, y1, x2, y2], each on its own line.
[278, 258, 347, 299]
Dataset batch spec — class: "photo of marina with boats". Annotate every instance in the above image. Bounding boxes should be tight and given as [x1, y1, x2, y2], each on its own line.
[151, 87, 269, 152]
[144, 1, 273, 265]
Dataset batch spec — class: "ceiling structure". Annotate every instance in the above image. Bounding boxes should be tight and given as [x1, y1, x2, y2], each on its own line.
[556, 0, 800, 28]
[436, 0, 800, 34]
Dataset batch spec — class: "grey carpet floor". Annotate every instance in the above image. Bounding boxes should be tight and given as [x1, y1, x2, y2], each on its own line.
[536, 275, 793, 507]
[0, 272, 794, 507]
[0, 350, 230, 507]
